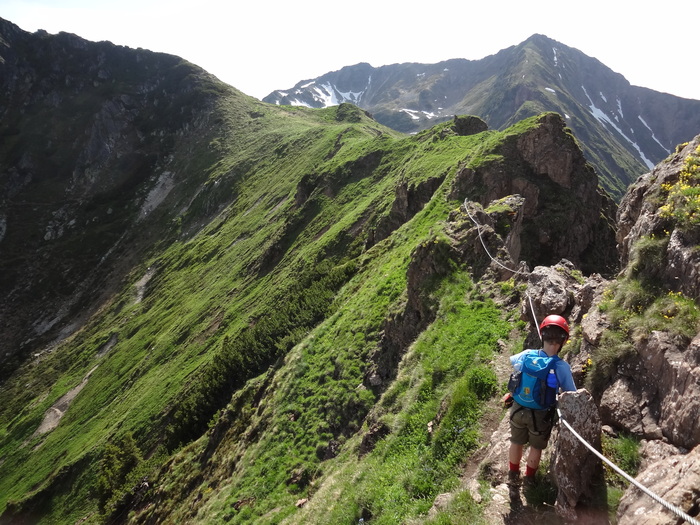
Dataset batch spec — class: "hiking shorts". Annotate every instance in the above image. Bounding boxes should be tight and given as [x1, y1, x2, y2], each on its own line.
[509, 403, 554, 449]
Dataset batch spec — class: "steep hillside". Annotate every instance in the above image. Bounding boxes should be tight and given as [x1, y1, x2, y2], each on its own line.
[0, 99, 619, 523]
[0, 16, 232, 382]
[2, 18, 700, 525]
[264, 34, 700, 201]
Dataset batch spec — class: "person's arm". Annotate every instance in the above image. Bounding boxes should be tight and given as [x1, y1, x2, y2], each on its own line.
[555, 360, 577, 391]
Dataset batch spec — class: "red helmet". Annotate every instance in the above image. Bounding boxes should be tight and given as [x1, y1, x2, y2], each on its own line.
[540, 315, 569, 336]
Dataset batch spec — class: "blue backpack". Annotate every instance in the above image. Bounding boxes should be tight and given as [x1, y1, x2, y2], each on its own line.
[509, 352, 560, 410]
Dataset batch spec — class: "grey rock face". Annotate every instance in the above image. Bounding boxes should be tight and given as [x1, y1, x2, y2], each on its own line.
[551, 389, 605, 521]
[617, 445, 700, 525]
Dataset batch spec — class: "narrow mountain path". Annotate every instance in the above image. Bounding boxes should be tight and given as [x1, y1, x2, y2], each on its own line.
[427, 340, 567, 524]
[29, 365, 100, 447]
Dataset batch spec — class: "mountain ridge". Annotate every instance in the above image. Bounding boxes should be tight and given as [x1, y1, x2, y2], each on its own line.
[264, 34, 700, 200]
[0, 16, 239, 382]
[1, 17, 700, 524]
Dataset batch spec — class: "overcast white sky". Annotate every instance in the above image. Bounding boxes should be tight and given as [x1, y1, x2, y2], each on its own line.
[2, 0, 698, 101]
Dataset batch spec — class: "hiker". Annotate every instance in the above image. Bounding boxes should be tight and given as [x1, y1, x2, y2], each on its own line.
[502, 314, 576, 483]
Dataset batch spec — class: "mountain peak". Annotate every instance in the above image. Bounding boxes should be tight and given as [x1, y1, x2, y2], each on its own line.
[2, 18, 700, 525]
[263, 36, 700, 200]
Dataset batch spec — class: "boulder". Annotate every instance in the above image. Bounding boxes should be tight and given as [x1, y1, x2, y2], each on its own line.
[617, 445, 700, 525]
[452, 115, 488, 136]
[519, 260, 579, 347]
[599, 376, 663, 440]
[639, 439, 686, 471]
[645, 332, 700, 449]
[451, 198, 527, 282]
[550, 389, 605, 521]
[601, 331, 700, 449]
[571, 273, 608, 323]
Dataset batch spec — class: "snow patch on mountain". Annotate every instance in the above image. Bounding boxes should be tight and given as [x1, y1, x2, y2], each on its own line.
[402, 109, 420, 121]
[401, 108, 440, 121]
[582, 86, 655, 169]
[282, 78, 372, 109]
[638, 116, 671, 153]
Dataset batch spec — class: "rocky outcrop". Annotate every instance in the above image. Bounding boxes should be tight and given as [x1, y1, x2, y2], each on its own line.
[522, 261, 578, 317]
[616, 139, 696, 265]
[599, 331, 700, 449]
[446, 197, 527, 282]
[617, 135, 700, 301]
[551, 389, 605, 521]
[451, 115, 488, 136]
[517, 260, 608, 359]
[592, 135, 700, 451]
[449, 113, 618, 276]
[599, 376, 663, 441]
[617, 445, 700, 525]
[364, 233, 459, 388]
[369, 174, 446, 247]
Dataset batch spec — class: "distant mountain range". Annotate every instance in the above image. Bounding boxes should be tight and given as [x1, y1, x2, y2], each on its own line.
[2, 17, 700, 524]
[264, 34, 700, 200]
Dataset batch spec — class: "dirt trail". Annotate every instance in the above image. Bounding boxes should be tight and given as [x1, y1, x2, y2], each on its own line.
[428, 342, 567, 524]
[32, 365, 99, 438]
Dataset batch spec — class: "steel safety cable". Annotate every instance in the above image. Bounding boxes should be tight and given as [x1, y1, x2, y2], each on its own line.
[462, 199, 540, 342]
[464, 198, 698, 523]
[556, 407, 700, 525]
[462, 199, 528, 277]
[527, 292, 542, 342]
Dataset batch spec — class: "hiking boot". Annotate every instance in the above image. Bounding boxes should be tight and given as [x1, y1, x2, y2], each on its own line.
[523, 474, 536, 488]
[507, 470, 521, 486]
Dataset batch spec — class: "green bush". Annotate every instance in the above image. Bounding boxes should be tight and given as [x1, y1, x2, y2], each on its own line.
[630, 291, 700, 340]
[466, 366, 498, 400]
[602, 432, 641, 487]
[93, 433, 142, 512]
[626, 235, 668, 288]
[586, 328, 634, 394]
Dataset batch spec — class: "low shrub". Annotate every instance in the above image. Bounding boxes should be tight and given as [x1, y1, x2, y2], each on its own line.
[466, 366, 498, 401]
[602, 432, 641, 487]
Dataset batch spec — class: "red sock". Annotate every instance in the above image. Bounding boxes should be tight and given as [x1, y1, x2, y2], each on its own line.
[509, 462, 520, 472]
[525, 465, 536, 477]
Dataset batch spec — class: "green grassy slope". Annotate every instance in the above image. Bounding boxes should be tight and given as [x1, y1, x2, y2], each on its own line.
[0, 105, 548, 524]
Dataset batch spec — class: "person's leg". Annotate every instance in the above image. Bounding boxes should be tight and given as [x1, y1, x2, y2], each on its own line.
[508, 406, 528, 473]
[509, 442, 524, 471]
[524, 409, 554, 478]
[525, 446, 542, 477]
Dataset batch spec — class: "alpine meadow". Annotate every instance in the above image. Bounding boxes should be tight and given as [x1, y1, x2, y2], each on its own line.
[2, 18, 700, 525]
